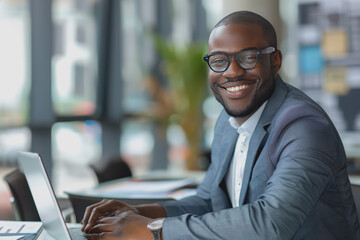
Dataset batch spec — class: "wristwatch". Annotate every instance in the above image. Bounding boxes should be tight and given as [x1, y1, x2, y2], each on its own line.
[147, 218, 166, 240]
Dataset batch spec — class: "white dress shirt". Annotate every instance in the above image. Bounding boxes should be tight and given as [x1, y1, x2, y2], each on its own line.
[226, 102, 267, 207]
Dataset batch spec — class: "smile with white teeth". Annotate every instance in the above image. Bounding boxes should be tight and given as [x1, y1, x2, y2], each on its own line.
[226, 85, 249, 92]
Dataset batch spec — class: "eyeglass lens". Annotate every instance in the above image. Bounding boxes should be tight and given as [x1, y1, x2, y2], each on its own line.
[208, 50, 259, 72]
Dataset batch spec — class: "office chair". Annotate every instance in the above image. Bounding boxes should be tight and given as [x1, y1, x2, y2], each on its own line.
[90, 156, 132, 183]
[4, 168, 75, 222]
[67, 193, 104, 223]
[3, 168, 40, 221]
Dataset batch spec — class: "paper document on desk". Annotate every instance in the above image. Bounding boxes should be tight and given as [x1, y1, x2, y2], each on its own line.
[0, 221, 42, 239]
[100, 178, 195, 195]
[0, 236, 26, 240]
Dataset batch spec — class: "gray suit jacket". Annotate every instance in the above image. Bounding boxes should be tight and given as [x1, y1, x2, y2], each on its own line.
[160, 77, 360, 239]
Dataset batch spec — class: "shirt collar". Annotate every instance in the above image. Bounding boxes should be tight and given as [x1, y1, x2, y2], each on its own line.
[228, 101, 268, 135]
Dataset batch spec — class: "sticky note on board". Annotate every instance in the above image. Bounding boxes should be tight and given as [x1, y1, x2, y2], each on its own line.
[321, 29, 348, 58]
[299, 45, 324, 74]
[324, 66, 349, 95]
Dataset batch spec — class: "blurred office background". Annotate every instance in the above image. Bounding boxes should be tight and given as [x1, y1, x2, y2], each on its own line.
[1, 0, 360, 219]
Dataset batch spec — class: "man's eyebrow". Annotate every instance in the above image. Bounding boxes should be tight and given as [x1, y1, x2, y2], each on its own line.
[242, 47, 259, 50]
[209, 47, 259, 55]
[208, 51, 227, 55]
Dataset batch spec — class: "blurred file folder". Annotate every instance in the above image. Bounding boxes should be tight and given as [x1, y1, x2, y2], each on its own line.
[324, 66, 348, 95]
[322, 29, 348, 58]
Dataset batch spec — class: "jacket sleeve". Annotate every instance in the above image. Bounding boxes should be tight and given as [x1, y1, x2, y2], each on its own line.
[161, 106, 347, 240]
[158, 111, 229, 217]
[159, 157, 218, 217]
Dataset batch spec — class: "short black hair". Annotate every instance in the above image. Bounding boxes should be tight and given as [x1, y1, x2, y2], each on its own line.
[213, 11, 277, 48]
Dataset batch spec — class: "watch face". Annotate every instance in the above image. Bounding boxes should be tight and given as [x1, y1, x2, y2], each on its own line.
[148, 218, 165, 230]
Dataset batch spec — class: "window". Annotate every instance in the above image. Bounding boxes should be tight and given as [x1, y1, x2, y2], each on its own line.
[0, 0, 29, 126]
[52, 0, 98, 117]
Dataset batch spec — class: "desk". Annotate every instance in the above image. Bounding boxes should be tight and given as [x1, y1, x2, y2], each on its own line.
[65, 170, 205, 222]
[0, 221, 81, 240]
[349, 174, 360, 185]
[349, 174, 360, 222]
[36, 223, 82, 240]
[67, 170, 204, 200]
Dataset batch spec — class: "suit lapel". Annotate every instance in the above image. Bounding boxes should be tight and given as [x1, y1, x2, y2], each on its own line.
[212, 120, 238, 210]
[214, 122, 238, 188]
[238, 77, 288, 206]
[238, 125, 267, 205]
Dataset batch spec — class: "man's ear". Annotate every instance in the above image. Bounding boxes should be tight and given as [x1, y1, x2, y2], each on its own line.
[273, 50, 282, 73]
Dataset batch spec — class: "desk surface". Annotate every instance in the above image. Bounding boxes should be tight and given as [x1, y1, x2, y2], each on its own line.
[349, 174, 360, 185]
[68, 171, 360, 200]
[0, 221, 81, 240]
[65, 170, 205, 222]
[66, 170, 205, 201]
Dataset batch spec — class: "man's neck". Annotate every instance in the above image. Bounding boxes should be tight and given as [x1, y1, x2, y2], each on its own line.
[232, 101, 268, 128]
[234, 114, 252, 126]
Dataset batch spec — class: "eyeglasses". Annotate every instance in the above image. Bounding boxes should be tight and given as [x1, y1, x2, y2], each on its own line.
[203, 47, 276, 72]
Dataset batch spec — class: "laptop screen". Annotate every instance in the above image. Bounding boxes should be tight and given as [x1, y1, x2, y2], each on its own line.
[18, 151, 72, 240]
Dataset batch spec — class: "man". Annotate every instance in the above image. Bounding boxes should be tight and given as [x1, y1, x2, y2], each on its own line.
[82, 11, 360, 239]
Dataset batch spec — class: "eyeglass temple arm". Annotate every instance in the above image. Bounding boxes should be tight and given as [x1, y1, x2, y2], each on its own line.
[261, 47, 276, 54]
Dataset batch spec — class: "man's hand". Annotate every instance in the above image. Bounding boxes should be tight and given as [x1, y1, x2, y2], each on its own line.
[81, 199, 138, 233]
[84, 210, 154, 240]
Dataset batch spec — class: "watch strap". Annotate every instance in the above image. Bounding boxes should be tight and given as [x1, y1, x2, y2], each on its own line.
[147, 218, 165, 240]
[150, 229, 162, 240]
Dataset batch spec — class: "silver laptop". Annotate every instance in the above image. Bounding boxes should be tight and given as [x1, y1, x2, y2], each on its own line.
[17, 151, 86, 240]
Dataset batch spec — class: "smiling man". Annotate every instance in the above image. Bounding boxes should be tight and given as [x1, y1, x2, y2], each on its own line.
[205, 21, 279, 125]
[81, 11, 360, 240]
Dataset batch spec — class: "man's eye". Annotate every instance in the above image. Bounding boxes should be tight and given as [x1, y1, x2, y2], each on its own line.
[241, 55, 256, 62]
[210, 57, 228, 65]
[213, 59, 226, 63]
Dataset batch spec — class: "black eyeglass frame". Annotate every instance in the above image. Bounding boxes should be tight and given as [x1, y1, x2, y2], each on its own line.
[203, 46, 276, 72]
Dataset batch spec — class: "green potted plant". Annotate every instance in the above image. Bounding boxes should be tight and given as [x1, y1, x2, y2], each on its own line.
[149, 35, 208, 170]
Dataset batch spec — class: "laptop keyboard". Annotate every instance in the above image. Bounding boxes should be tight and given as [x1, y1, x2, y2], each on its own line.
[69, 228, 86, 240]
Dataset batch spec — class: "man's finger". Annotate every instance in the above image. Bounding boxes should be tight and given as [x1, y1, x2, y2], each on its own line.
[85, 232, 108, 240]
[85, 231, 122, 240]
[84, 201, 119, 232]
[82, 200, 133, 232]
[87, 223, 117, 234]
[84, 233, 100, 240]
[81, 199, 109, 231]
[97, 216, 119, 224]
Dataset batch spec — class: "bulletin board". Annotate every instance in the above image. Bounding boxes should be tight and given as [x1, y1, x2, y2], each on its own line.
[298, 0, 360, 133]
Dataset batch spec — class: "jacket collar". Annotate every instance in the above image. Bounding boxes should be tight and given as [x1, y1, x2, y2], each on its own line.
[238, 76, 288, 205]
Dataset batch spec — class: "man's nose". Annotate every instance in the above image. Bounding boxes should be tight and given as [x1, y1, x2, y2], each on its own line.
[223, 57, 245, 77]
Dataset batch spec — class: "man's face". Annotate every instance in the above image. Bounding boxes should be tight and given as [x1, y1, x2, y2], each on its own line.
[207, 23, 281, 124]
